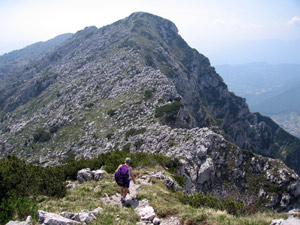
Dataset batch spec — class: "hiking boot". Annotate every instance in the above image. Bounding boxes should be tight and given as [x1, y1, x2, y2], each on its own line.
[121, 197, 125, 203]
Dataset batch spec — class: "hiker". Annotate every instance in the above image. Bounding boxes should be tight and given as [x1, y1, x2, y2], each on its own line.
[114, 157, 136, 203]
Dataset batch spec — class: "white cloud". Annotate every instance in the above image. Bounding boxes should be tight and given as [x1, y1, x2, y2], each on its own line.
[288, 16, 300, 26]
[211, 19, 225, 26]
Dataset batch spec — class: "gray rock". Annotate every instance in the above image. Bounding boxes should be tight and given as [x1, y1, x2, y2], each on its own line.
[160, 216, 181, 225]
[77, 168, 93, 183]
[153, 217, 161, 225]
[93, 169, 105, 181]
[291, 181, 300, 197]
[270, 217, 300, 225]
[197, 158, 214, 184]
[91, 207, 103, 214]
[280, 194, 291, 209]
[38, 210, 81, 225]
[66, 184, 77, 189]
[136, 205, 156, 221]
[60, 210, 96, 224]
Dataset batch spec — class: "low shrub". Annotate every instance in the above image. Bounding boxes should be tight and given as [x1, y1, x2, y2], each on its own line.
[125, 128, 146, 138]
[0, 155, 65, 224]
[106, 133, 114, 140]
[134, 139, 144, 149]
[155, 101, 183, 121]
[49, 125, 59, 134]
[84, 102, 94, 108]
[144, 90, 153, 100]
[107, 109, 117, 117]
[178, 192, 246, 216]
[33, 128, 51, 143]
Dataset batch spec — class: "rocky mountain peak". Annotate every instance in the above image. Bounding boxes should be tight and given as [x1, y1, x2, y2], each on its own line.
[1, 12, 300, 211]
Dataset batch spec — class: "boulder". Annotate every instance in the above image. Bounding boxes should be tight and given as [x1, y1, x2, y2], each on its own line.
[270, 217, 300, 225]
[77, 168, 93, 183]
[60, 210, 96, 224]
[136, 205, 156, 221]
[93, 169, 105, 181]
[38, 210, 81, 225]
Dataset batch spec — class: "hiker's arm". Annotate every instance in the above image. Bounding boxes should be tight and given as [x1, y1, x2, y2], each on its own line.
[130, 168, 136, 184]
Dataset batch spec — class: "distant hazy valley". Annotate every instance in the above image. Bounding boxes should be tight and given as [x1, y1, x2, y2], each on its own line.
[216, 63, 300, 138]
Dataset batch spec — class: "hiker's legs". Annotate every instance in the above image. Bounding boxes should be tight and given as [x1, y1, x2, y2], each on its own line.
[123, 179, 130, 199]
[120, 187, 125, 197]
[124, 187, 128, 198]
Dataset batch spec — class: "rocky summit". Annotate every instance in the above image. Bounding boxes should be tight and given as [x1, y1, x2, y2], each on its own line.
[1, 12, 300, 210]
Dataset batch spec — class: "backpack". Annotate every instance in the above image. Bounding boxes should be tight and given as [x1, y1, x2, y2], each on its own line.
[115, 164, 129, 186]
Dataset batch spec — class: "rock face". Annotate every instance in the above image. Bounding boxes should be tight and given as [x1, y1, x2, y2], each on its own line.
[126, 124, 300, 210]
[1, 12, 300, 211]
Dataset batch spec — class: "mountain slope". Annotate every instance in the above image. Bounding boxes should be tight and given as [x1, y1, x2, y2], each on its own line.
[1, 12, 300, 209]
[0, 33, 73, 79]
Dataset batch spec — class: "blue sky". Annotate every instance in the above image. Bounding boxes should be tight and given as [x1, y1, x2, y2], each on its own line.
[0, 0, 300, 64]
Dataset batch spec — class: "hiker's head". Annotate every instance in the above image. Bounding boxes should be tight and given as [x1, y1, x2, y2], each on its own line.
[125, 157, 131, 165]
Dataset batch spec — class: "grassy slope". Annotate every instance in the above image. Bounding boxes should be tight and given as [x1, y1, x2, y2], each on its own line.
[37, 166, 286, 225]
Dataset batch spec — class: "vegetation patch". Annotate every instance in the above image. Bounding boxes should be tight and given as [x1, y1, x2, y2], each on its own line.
[107, 109, 117, 117]
[144, 89, 154, 100]
[49, 125, 60, 134]
[33, 128, 51, 143]
[134, 139, 144, 149]
[106, 132, 114, 140]
[83, 102, 94, 108]
[125, 127, 147, 139]
[155, 101, 183, 124]
[155, 101, 183, 118]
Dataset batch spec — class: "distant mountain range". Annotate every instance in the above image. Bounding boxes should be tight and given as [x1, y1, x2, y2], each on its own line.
[216, 63, 300, 138]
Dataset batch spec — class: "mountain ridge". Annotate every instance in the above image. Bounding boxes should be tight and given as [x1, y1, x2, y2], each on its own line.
[1, 12, 300, 211]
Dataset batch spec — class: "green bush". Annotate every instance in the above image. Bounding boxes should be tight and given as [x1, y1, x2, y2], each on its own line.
[155, 101, 183, 118]
[106, 133, 114, 140]
[0, 155, 65, 223]
[144, 90, 153, 100]
[134, 139, 144, 149]
[125, 128, 146, 139]
[173, 175, 185, 187]
[49, 125, 59, 134]
[122, 143, 131, 152]
[178, 192, 247, 216]
[33, 128, 51, 143]
[84, 102, 94, 108]
[107, 109, 117, 117]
